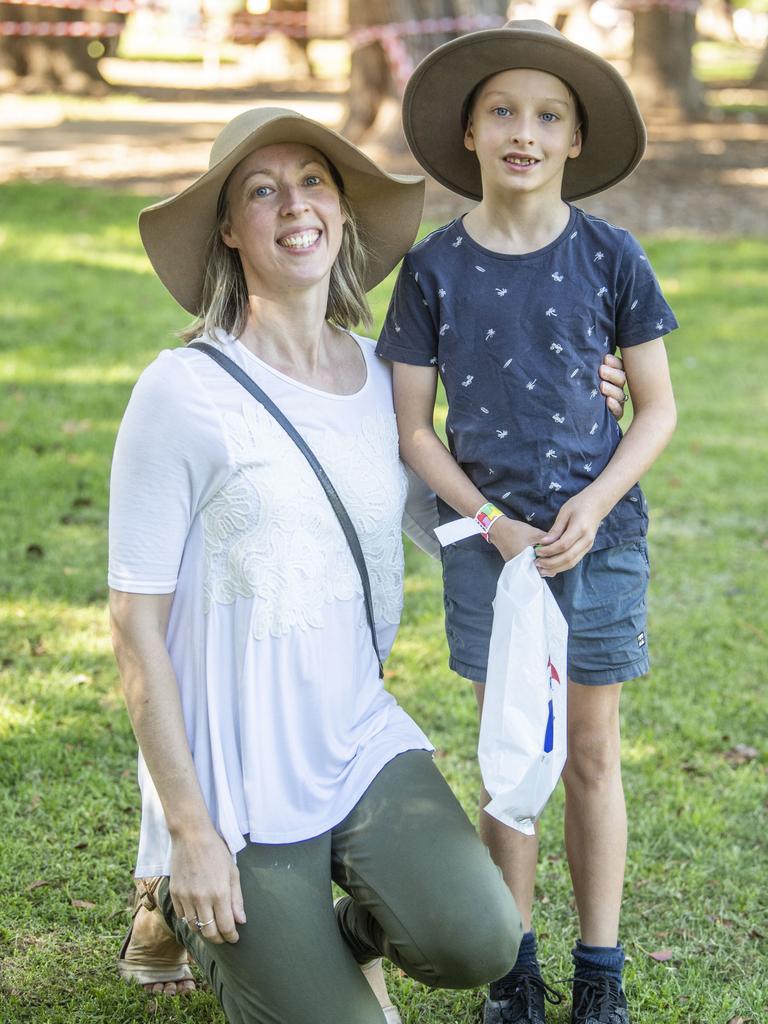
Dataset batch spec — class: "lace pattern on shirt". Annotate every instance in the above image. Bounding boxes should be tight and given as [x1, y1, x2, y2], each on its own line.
[202, 402, 407, 639]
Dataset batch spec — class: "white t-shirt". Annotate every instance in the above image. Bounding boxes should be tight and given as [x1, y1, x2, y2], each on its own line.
[109, 330, 434, 876]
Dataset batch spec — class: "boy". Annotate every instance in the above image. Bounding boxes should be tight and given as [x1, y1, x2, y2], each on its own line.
[377, 20, 677, 1024]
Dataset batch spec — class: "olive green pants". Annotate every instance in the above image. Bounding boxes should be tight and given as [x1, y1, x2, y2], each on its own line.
[159, 750, 521, 1024]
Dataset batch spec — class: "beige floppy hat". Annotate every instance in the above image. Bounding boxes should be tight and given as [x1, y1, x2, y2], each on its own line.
[403, 19, 646, 202]
[139, 106, 425, 314]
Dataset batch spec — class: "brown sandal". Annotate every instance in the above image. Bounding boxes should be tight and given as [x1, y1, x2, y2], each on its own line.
[117, 877, 195, 989]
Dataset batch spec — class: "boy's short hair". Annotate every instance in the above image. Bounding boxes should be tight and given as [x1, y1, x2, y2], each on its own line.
[462, 71, 588, 143]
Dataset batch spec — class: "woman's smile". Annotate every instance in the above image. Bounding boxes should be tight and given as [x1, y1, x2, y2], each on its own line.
[277, 228, 322, 250]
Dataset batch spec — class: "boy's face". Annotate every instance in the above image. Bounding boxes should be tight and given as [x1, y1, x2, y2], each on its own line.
[464, 68, 582, 202]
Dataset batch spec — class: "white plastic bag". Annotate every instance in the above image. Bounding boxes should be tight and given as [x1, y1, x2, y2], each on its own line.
[478, 547, 569, 836]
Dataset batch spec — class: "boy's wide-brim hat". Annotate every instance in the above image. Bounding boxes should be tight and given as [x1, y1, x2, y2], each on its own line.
[139, 107, 425, 314]
[403, 19, 646, 202]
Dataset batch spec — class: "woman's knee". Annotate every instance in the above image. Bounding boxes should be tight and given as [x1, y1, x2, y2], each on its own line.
[416, 888, 523, 988]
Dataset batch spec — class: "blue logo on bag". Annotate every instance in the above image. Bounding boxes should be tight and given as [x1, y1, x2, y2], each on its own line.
[543, 658, 562, 755]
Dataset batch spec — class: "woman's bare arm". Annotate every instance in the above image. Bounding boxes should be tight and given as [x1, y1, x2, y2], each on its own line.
[110, 589, 245, 943]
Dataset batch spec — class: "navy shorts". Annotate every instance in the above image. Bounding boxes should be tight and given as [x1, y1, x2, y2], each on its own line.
[440, 534, 651, 686]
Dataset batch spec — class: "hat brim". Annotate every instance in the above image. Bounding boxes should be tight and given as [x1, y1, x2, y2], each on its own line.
[139, 108, 425, 315]
[403, 27, 646, 202]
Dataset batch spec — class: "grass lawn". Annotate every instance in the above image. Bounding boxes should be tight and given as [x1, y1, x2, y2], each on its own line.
[0, 182, 766, 1024]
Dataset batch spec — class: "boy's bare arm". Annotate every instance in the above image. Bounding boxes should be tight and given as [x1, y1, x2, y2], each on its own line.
[393, 363, 545, 559]
[535, 338, 677, 575]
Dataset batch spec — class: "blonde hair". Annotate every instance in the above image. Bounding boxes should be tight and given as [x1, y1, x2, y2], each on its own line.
[179, 163, 372, 344]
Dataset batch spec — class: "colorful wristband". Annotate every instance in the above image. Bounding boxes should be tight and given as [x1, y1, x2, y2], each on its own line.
[474, 502, 504, 541]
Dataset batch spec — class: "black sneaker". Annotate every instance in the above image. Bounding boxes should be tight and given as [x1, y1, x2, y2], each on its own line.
[570, 976, 629, 1024]
[483, 971, 563, 1024]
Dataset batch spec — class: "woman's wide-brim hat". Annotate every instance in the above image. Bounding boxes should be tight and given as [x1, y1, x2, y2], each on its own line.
[403, 19, 646, 202]
[139, 107, 425, 314]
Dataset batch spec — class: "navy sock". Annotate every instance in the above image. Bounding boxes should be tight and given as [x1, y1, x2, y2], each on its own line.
[489, 931, 541, 998]
[514, 930, 540, 973]
[572, 939, 624, 985]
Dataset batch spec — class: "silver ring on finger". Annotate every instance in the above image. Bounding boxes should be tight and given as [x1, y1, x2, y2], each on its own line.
[194, 917, 215, 931]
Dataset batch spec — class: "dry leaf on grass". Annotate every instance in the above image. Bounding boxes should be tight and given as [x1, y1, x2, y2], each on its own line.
[27, 880, 50, 891]
[71, 899, 95, 909]
[648, 949, 674, 962]
[29, 637, 47, 656]
[724, 744, 759, 766]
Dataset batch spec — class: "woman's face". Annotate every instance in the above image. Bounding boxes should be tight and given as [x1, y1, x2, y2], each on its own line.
[221, 142, 346, 300]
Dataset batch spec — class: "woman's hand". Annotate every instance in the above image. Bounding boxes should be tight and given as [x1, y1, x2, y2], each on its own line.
[169, 827, 246, 945]
[487, 517, 546, 563]
[600, 353, 628, 420]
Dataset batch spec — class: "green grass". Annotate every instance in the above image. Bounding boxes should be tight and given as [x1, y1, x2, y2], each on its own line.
[694, 40, 763, 85]
[1, 183, 767, 1023]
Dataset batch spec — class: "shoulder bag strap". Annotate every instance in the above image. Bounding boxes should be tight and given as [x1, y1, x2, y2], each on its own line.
[189, 341, 384, 679]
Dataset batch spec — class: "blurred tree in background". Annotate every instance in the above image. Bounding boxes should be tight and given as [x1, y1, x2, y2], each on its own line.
[630, 3, 704, 117]
[344, 0, 507, 146]
[0, 2, 124, 92]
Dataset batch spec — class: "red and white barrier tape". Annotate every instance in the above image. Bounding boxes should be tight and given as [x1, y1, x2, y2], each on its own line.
[231, 21, 307, 41]
[350, 13, 507, 48]
[231, 11, 506, 44]
[231, 11, 507, 91]
[618, 0, 701, 12]
[6, 0, 135, 9]
[0, 18, 123, 35]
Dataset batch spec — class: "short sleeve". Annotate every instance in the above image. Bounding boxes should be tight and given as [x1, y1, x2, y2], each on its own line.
[108, 351, 233, 593]
[376, 255, 439, 366]
[615, 232, 679, 348]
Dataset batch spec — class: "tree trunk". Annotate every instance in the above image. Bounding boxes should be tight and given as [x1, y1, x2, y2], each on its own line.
[630, 8, 704, 119]
[0, 4, 123, 93]
[344, 0, 508, 151]
[751, 39, 768, 86]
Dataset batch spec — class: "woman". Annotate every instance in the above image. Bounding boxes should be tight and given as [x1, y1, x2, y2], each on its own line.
[109, 106, 524, 1024]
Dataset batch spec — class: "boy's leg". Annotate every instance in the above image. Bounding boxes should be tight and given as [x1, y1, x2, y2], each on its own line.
[475, 682, 555, 1024]
[562, 679, 625, 947]
[331, 749, 522, 991]
[562, 678, 629, 1024]
[556, 540, 650, 1024]
[441, 536, 552, 1021]
[474, 682, 539, 935]
[157, 838, 386, 1024]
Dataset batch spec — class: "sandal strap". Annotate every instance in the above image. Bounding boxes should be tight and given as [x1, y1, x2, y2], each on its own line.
[135, 875, 165, 913]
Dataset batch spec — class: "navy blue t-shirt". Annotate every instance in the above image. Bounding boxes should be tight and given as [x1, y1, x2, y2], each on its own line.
[376, 206, 678, 551]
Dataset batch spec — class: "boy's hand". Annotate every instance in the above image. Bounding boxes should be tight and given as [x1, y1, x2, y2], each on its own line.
[533, 491, 606, 575]
[488, 516, 546, 563]
[600, 353, 628, 420]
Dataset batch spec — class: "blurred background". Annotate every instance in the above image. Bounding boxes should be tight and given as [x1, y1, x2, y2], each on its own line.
[1, 0, 767, 233]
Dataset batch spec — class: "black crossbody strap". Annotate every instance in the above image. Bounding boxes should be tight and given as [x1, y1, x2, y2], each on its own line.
[189, 341, 384, 679]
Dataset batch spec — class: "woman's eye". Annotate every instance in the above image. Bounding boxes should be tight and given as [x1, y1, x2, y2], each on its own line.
[252, 185, 273, 198]
[304, 174, 322, 186]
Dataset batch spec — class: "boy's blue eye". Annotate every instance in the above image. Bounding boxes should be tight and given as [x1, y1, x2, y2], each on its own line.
[540, 112, 559, 123]
[492, 106, 511, 117]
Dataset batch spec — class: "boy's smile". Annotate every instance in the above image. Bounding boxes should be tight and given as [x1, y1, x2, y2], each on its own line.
[464, 68, 582, 203]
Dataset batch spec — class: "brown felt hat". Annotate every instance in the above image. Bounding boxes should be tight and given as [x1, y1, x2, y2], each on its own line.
[139, 106, 425, 314]
[403, 19, 646, 202]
